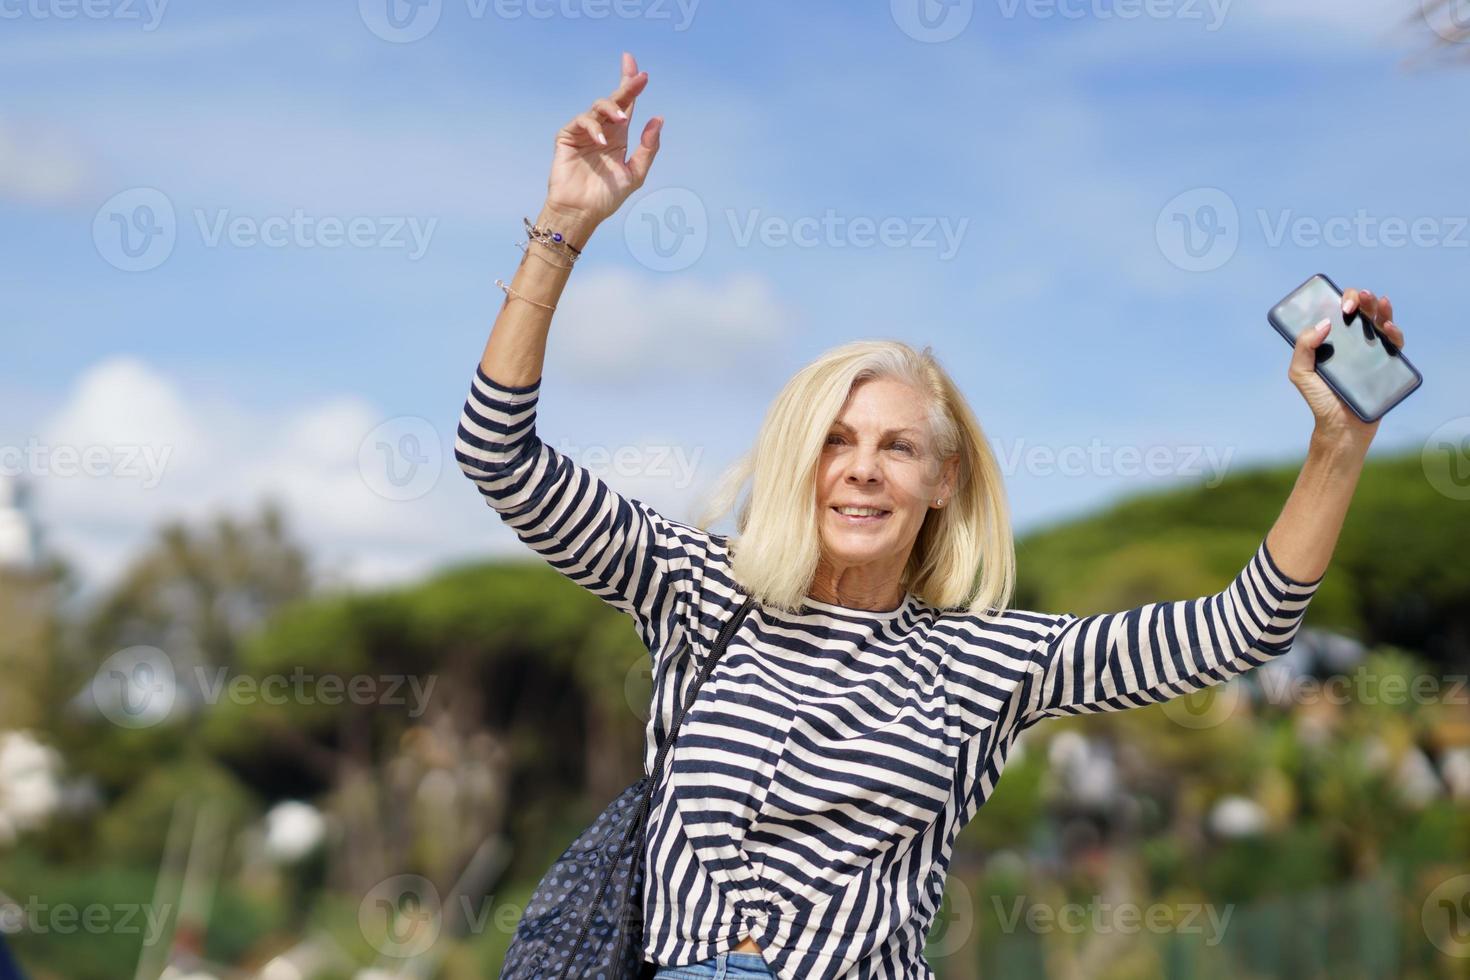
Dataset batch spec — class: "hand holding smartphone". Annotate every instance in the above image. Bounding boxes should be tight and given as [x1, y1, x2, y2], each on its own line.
[1267, 274, 1422, 423]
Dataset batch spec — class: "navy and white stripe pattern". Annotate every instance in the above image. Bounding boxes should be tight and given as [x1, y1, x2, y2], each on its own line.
[454, 366, 1324, 980]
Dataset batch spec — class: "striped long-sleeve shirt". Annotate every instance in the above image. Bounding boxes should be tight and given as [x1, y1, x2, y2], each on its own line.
[453, 365, 1324, 980]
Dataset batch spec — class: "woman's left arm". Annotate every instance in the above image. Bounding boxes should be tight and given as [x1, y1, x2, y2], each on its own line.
[1016, 287, 1405, 726]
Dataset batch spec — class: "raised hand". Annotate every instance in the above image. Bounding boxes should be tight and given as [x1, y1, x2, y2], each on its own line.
[544, 51, 663, 233]
[1289, 286, 1407, 447]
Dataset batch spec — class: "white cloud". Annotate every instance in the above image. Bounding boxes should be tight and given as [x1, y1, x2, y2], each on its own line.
[23, 271, 786, 596]
[0, 117, 94, 205]
[28, 355, 459, 594]
[551, 267, 796, 383]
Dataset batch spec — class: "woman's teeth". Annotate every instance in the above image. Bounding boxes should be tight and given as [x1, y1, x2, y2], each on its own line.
[833, 506, 890, 522]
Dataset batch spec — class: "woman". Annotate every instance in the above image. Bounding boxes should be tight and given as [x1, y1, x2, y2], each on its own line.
[454, 52, 1406, 980]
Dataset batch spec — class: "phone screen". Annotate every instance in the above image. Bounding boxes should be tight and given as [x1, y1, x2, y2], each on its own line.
[1269, 275, 1422, 422]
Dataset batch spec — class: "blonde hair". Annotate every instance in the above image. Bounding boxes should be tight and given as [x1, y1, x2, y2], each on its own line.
[695, 339, 1015, 616]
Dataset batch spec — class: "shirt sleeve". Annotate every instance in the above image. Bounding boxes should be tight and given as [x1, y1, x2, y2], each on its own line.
[1015, 535, 1324, 728]
[453, 364, 707, 656]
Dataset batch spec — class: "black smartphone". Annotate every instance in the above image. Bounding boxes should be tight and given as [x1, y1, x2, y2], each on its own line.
[1267, 273, 1423, 423]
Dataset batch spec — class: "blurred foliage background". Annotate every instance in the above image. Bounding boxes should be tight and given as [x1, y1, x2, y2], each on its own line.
[1, 447, 1467, 979]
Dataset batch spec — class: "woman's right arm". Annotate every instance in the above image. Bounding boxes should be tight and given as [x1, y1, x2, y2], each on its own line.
[457, 53, 700, 653]
[480, 50, 661, 387]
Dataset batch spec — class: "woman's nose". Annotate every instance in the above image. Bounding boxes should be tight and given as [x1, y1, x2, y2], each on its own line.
[844, 449, 882, 482]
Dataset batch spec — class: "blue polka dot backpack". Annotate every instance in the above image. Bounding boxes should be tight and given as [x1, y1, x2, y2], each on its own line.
[501, 597, 756, 979]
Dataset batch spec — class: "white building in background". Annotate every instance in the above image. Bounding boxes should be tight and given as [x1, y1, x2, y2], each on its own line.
[0, 474, 40, 571]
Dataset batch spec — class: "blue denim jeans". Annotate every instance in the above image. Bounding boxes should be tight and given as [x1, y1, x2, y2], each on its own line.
[651, 949, 776, 978]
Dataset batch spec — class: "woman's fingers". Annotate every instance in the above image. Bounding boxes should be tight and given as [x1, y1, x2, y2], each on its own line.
[590, 97, 629, 124]
[627, 116, 663, 188]
[611, 68, 648, 113]
[555, 113, 608, 147]
[1343, 286, 1406, 348]
[1343, 287, 1377, 322]
[1289, 314, 1331, 386]
[619, 51, 642, 115]
[574, 112, 607, 147]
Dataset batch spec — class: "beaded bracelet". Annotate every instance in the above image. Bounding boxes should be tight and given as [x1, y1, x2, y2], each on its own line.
[518, 239, 574, 270]
[522, 216, 583, 263]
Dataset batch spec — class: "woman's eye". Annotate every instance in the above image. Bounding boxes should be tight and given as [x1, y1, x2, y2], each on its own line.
[825, 434, 844, 446]
[891, 441, 915, 454]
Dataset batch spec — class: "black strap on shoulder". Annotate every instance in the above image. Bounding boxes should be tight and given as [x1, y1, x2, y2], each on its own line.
[646, 596, 756, 798]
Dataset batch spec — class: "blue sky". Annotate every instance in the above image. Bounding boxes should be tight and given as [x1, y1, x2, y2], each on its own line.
[2, 0, 1467, 596]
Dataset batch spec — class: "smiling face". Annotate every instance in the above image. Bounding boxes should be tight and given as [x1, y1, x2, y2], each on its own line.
[810, 376, 957, 608]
